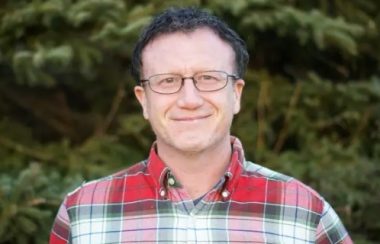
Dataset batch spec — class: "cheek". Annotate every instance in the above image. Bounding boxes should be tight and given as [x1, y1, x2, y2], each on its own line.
[213, 96, 236, 126]
[233, 100, 241, 114]
[145, 98, 170, 123]
[230, 90, 241, 114]
[226, 92, 240, 115]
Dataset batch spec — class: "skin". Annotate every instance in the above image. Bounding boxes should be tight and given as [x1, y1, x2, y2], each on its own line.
[134, 27, 245, 198]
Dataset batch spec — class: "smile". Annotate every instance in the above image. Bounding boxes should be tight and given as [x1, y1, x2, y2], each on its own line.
[172, 114, 211, 122]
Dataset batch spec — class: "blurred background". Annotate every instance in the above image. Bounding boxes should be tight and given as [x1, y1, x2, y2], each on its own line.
[0, 0, 379, 243]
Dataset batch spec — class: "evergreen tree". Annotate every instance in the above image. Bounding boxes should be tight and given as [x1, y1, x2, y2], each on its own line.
[0, 0, 379, 243]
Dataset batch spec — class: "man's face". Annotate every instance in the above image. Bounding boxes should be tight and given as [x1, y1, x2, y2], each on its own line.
[134, 28, 244, 154]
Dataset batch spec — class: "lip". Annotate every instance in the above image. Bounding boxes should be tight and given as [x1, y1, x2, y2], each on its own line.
[171, 114, 211, 121]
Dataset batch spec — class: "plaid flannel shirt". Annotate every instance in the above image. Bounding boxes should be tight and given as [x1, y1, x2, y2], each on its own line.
[50, 137, 352, 243]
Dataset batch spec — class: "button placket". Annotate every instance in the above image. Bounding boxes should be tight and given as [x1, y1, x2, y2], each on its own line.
[186, 211, 197, 243]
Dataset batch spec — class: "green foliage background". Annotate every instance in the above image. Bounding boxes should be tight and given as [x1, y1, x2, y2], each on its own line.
[0, 0, 379, 243]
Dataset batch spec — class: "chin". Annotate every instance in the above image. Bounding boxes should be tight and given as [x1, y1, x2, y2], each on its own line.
[175, 139, 205, 150]
[165, 131, 198, 144]
[170, 135, 213, 153]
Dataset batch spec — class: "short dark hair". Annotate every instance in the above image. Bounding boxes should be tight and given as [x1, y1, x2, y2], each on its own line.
[130, 7, 249, 83]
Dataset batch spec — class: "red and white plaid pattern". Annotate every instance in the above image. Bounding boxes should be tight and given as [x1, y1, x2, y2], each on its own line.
[50, 137, 352, 243]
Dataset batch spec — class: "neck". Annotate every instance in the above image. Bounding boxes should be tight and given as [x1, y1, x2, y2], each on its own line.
[156, 136, 232, 199]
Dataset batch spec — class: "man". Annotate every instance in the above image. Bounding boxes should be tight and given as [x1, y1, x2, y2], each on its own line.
[50, 7, 352, 243]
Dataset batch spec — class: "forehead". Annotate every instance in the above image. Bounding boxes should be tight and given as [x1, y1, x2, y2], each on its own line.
[141, 28, 235, 76]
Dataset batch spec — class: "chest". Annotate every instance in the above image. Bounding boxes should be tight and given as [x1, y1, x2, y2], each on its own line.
[68, 200, 319, 243]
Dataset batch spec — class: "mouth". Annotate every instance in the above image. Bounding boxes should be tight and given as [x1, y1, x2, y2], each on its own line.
[172, 114, 211, 122]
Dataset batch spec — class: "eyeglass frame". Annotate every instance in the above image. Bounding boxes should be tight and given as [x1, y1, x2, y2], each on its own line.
[139, 70, 240, 95]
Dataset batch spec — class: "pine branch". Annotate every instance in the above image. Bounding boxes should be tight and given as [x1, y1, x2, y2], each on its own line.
[350, 106, 373, 144]
[0, 86, 93, 142]
[274, 81, 302, 153]
[0, 136, 52, 162]
[1, 87, 76, 138]
[94, 82, 125, 136]
[256, 79, 269, 152]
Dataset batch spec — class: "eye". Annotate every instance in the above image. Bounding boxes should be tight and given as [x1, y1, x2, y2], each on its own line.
[197, 73, 220, 83]
[157, 76, 179, 86]
[160, 77, 175, 84]
[201, 75, 217, 80]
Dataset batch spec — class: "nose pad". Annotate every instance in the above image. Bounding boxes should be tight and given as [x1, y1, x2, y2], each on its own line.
[181, 77, 199, 95]
[181, 77, 198, 90]
[178, 77, 201, 97]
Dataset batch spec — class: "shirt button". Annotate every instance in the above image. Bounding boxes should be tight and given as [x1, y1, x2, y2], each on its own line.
[222, 190, 230, 198]
[159, 189, 166, 197]
[168, 177, 175, 186]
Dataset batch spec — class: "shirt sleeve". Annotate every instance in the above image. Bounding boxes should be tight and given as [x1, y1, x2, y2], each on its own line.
[316, 200, 353, 244]
[49, 199, 71, 244]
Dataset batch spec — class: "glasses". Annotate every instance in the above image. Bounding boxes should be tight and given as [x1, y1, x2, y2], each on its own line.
[140, 70, 239, 94]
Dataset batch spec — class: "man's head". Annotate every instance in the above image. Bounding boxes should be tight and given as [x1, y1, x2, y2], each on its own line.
[132, 7, 248, 154]
[131, 7, 249, 82]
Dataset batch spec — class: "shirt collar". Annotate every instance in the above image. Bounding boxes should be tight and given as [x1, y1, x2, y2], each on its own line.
[146, 136, 245, 199]
[221, 136, 245, 199]
[146, 144, 170, 189]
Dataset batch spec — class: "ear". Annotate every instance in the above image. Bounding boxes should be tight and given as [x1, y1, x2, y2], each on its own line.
[233, 79, 245, 114]
[134, 85, 149, 119]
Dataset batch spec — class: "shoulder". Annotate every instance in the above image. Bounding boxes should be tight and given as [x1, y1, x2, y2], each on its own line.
[243, 160, 294, 182]
[64, 160, 148, 207]
[241, 160, 325, 214]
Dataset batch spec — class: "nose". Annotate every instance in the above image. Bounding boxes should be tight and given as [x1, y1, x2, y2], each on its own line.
[176, 78, 204, 109]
